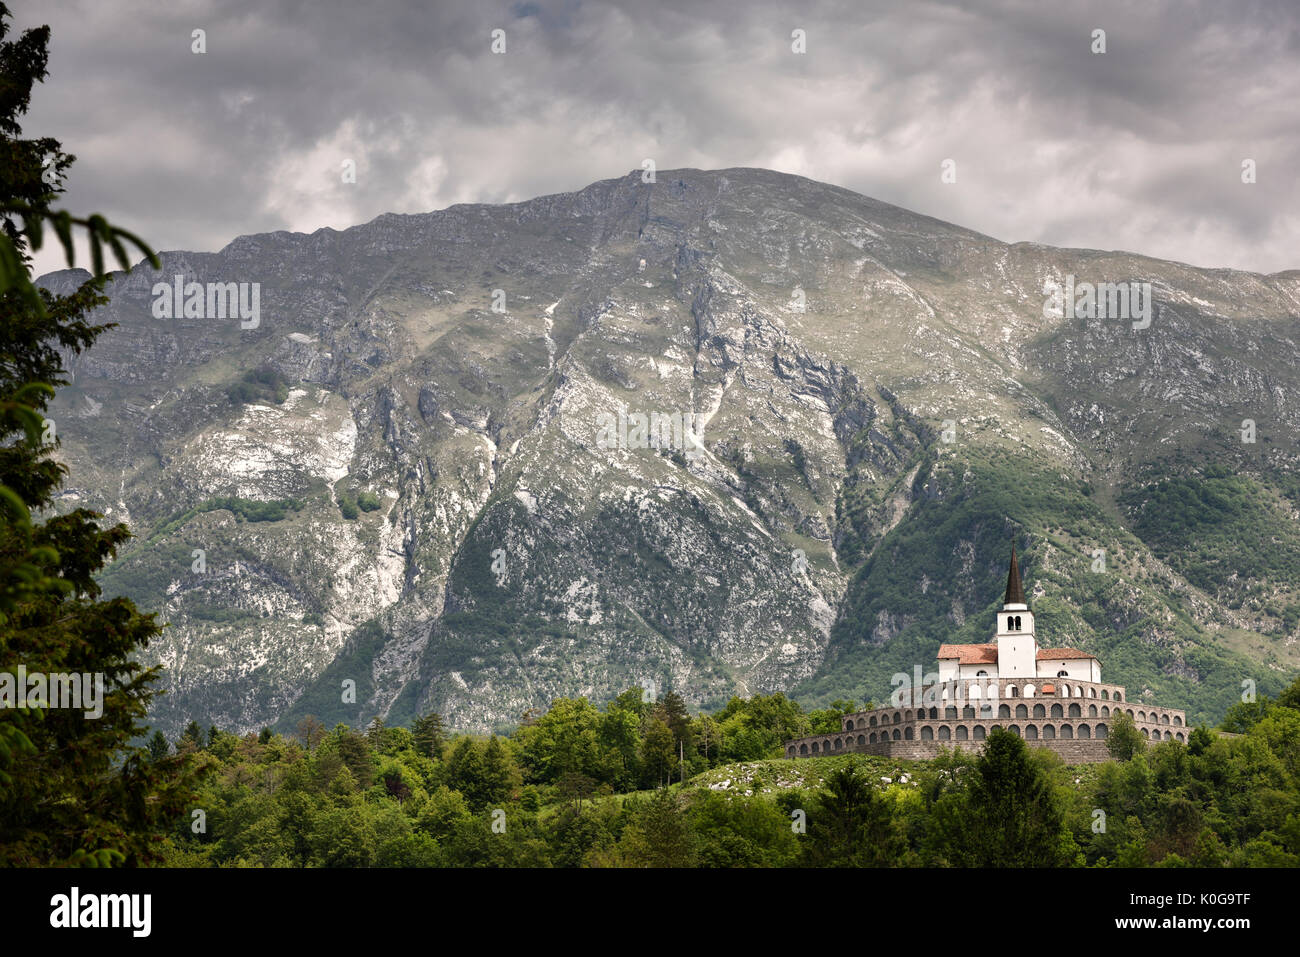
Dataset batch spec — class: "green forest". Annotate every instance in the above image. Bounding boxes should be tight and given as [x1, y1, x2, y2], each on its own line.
[150, 679, 1300, 868]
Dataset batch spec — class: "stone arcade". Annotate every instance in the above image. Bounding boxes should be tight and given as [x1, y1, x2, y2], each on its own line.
[784, 546, 1187, 764]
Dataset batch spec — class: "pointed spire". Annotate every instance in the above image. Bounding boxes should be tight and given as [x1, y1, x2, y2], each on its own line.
[1004, 543, 1025, 606]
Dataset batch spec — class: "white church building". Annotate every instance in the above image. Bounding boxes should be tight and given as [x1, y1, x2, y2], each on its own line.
[936, 545, 1102, 684]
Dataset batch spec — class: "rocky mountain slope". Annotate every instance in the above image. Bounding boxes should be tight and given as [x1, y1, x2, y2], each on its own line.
[38, 167, 1300, 734]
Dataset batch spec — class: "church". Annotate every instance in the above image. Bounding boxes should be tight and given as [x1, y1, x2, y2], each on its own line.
[784, 545, 1187, 764]
[935, 546, 1101, 686]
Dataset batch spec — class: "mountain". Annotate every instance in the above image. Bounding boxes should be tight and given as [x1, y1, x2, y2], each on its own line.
[38, 167, 1300, 735]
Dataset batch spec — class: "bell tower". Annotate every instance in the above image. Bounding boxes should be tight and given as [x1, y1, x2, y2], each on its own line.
[995, 544, 1037, 677]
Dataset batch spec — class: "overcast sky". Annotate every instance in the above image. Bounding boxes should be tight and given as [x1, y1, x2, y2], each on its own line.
[15, 0, 1300, 278]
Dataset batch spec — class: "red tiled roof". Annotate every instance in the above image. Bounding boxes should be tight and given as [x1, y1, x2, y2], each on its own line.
[935, 643, 998, 664]
[1036, 648, 1098, 660]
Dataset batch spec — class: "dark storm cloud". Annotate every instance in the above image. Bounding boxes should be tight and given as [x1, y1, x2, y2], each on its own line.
[15, 0, 1300, 277]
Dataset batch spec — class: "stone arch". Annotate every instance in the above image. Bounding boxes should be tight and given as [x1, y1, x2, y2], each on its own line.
[945, 706, 958, 720]
[1138, 710, 1146, 722]
[834, 737, 843, 750]
[956, 726, 969, 740]
[904, 726, 914, 740]
[892, 728, 901, 740]
[1088, 704, 1098, 717]
[811, 741, 820, 754]
[1079, 724, 1091, 739]
[1164, 730, 1172, 741]
[893, 712, 902, 725]
[1175, 731, 1184, 742]
[999, 704, 1011, 718]
[1115, 691, 1123, 702]
[1101, 689, 1109, 700]
[869, 715, 877, 727]
[1024, 684, 1036, 697]
[1089, 687, 1097, 698]
[1161, 714, 1170, 725]
[973, 726, 986, 740]
[1096, 723, 1108, 739]
[1102, 705, 1110, 717]
[800, 743, 808, 755]
[1025, 724, 1039, 740]
[1174, 715, 1183, 726]
[1141, 728, 1149, 739]
[1008, 725, 1021, 737]
[1061, 724, 1074, 739]
[1050, 703, 1063, 718]
[1069, 703, 1081, 717]
[1042, 724, 1056, 739]
[1126, 709, 1135, 719]
[938, 726, 951, 741]
[788, 746, 796, 757]
[1016, 704, 1028, 719]
[1061, 683, 1071, 696]
[1076, 686, 1085, 698]
[1008, 685, 1019, 698]
[869, 732, 877, 744]
[857, 734, 865, 746]
[929, 708, 939, 720]
[903, 710, 912, 722]
[857, 717, 866, 729]
[921, 726, 934, 740]
[962, 706, 976, 719]
[1033, 703, 1046, 718]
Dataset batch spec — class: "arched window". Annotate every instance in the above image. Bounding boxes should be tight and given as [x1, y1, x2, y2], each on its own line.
[1060, 725, 1074, 739]
[1079, 724, 1091, 739]
[1033, 704, 1046, 718]
[921, 727, 933, 740]
[1025, 724, 1038, 740]
[973, 726, 986, 740]
[1088, 704, 1097, 717]
[938, 726, 951, 741]
[1050, 703, 1063, 718]
[976, 670, 988, 677]
[857, 734, 865, 746]
[1101, 690, 1109, 700]
[1042, 724, 1056, 739]
[1057, 670, 1068, 678]
[1024, 684, 1036, 697]
[1008, 685, 1019, 698]
[956, 726, 969, 741]
[998, 704, 1011, 718]
[904, 726, 914, 740]
[1015, 704, 1028, 718]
